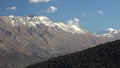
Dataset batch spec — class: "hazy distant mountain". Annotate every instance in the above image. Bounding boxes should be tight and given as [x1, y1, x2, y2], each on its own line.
[96, 28, 120, 39]
[0, 15, 119, 68]
[26, 40, 120, 68]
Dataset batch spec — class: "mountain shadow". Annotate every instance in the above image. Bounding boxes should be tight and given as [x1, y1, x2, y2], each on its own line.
[26, 40, 120, 68]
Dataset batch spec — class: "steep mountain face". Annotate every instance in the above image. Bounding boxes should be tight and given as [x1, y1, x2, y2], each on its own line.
[0, 15, 119, 68]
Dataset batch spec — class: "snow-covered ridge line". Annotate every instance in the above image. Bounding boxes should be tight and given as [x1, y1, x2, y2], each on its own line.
[95, 28, 120, 38]
[0, 15, 88, 34]
[1, 15, 52, 26]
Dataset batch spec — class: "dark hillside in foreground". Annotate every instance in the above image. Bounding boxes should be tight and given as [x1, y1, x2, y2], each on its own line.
[26, 40, 120, 68]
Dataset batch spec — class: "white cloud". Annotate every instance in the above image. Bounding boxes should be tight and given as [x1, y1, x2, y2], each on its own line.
[47, 6, 57, 13]
[81, 10, 104, 17]
[29, 0, 50, 3]
[6, 6, 17, 11]
[81, 12, 92, 17]
[96, 10, 104, 15]
[68, 18, 80, 25]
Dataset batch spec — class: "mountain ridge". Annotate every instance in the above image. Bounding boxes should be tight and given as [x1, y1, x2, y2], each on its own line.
[0, 15, 89, 34]
[0, 15, 120, 68]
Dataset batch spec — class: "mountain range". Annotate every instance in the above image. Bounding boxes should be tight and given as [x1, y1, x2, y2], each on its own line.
[0, 15, 120, 68]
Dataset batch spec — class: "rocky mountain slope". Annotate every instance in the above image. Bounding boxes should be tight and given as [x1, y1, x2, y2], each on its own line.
[0, 15, 119, 68]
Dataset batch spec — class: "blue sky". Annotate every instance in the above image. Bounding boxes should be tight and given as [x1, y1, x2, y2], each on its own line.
[0, 0, 120, 32]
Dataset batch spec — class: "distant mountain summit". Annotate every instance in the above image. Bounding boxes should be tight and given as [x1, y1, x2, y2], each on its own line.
[96, 28, 120, 38]
[0, 15, 119, 68]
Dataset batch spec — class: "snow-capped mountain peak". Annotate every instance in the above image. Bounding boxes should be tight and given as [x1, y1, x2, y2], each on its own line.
[96, 28, 120, 37]
[0, 15, 88, 34]
[106, 28, 119, 33]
